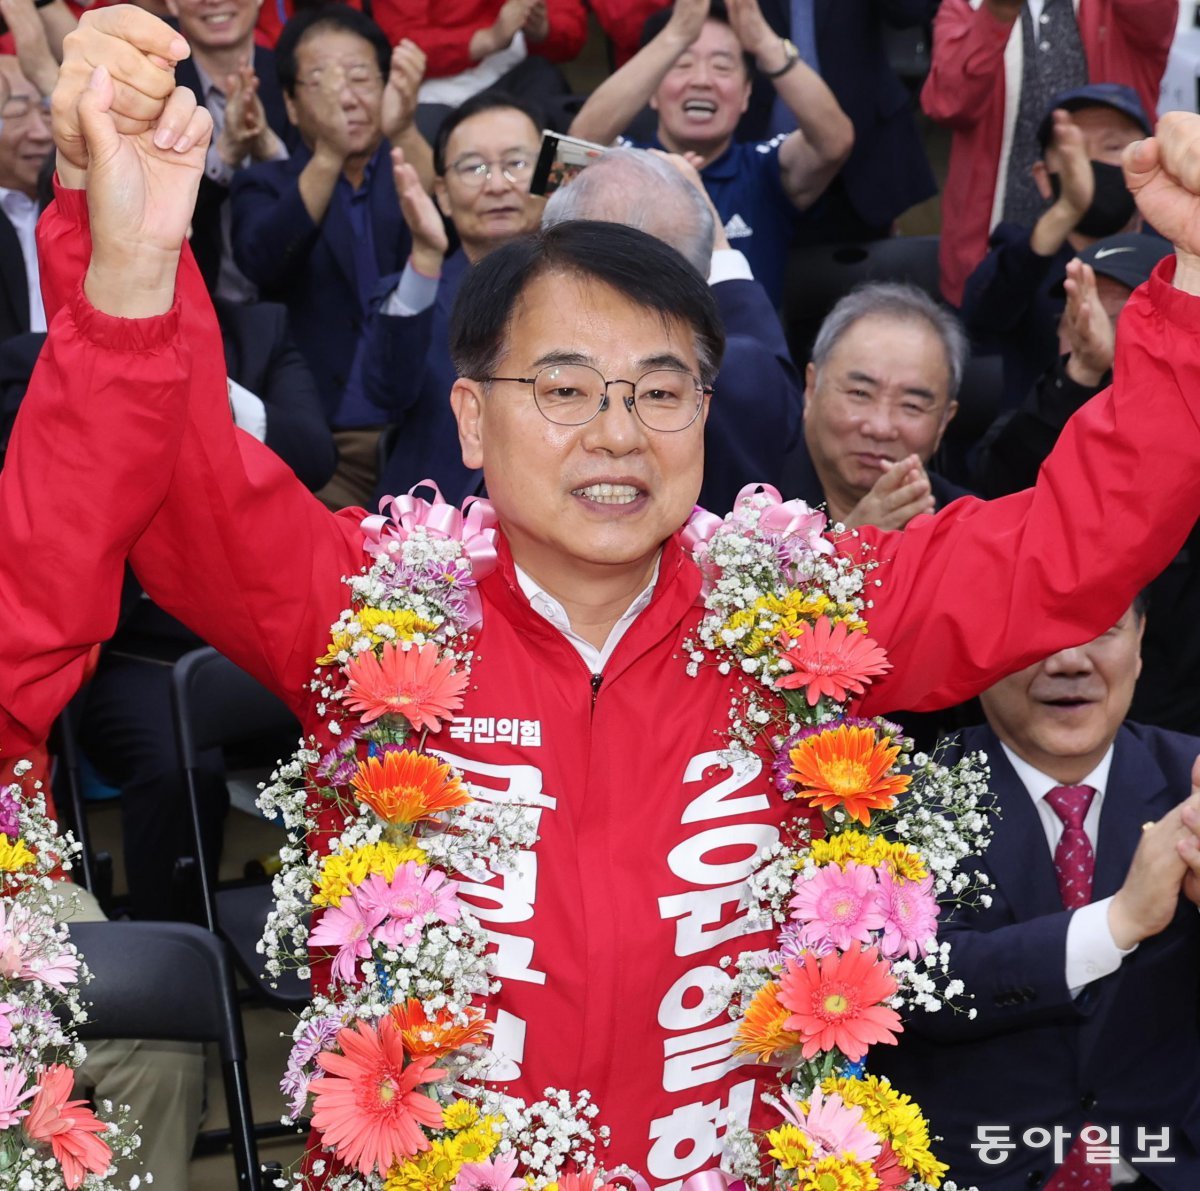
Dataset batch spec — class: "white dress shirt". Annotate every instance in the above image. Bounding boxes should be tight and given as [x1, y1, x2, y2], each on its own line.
[999, 743, 1135, 994]
[0, 188, 45, 333]
[514, 557, 659, 674]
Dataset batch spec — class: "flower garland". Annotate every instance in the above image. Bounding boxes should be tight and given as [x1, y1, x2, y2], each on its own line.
[260, 485, 994, 1191]
[0, 765, 141, 1188]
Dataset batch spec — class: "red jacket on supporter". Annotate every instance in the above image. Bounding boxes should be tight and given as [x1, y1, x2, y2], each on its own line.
[369, 0, 586, 74]
[5, 180, 1200, 1180]
[922, 0, 1175, 308]
[588, 0, 666, 67]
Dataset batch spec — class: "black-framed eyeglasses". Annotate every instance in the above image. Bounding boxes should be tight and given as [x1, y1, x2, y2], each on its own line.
[484, 364, 709, 432]
[449, 155, 535, 189]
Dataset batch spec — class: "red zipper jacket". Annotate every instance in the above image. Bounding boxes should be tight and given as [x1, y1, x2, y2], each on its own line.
[6, 183, 1200, 1181]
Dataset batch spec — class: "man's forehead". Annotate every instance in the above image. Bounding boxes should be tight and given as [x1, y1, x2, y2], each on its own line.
[297, 29, 374, 62]
[447, 110, 539, 158]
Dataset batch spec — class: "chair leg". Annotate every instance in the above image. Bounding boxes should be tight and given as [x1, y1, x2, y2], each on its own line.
[221, 1057, 263, 1191]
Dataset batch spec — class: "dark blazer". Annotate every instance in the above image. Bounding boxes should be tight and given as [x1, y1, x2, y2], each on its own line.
[367, 250, 480, 506]
[0, 208, 31, 344]
[746, 0, 937, 230]
[230, 141, 412, 423]
[175, 46, 295, 293]
[875, 722, 1200, 1190]
[702, 277, 803, 513]
[215, 298, 337, 491]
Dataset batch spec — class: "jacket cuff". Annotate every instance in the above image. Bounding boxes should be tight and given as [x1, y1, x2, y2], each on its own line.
[1144, 253, 1200, 331]
[51, 172, 88, 224]
[67, 277, 182, 351]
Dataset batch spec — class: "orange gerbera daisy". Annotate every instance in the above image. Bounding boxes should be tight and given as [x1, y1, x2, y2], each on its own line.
[22, 1065, 111, 1189]
[788, 724, 911, 824]
[350, 750, 470, 825]
[733, 980, 804, 1062]
[778, 946, 903, 1062]
[311, 1016, 445, 1176]
[390, 998, 490, 1058]
[775, 617, 892, 706]
[343, 641, 469, 732]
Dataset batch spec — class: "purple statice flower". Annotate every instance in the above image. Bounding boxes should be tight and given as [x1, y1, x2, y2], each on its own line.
[316, 729, 366, 787]
[280, 1015, 342, 1116]
[0, 787, 19, 840]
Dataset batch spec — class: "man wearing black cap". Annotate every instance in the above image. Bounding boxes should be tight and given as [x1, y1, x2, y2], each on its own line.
[961, 82, 1152, 412]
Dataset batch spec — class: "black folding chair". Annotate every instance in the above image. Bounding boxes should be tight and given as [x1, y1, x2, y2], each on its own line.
[71, 920, 264, 1190]
[170, 646, 309, 1011]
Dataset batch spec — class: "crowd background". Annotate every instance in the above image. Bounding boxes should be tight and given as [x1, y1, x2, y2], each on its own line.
[0, 0, 1195, 1183]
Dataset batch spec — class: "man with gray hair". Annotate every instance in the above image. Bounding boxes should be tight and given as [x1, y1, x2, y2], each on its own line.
[785, 281, 972, 531]
[543, 146, 802, 512]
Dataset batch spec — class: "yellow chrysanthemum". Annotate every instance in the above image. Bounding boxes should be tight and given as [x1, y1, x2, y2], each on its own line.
[313, 840, 425, 907]
[823, 1076, 946, 1188]
[451, 1119, 502, 1164]
[441, 1101, 481, 1131]
[808, 834, 928, 883]
[384, 1140, 461, 1191]
[319, 608, 440, 663]
[768, 1124, 815, 1171]
[0, 834, 34, 872]
[797, 1156, 880, 1191]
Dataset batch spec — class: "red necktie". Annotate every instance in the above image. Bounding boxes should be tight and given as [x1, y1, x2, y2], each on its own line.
[1044, 784, 1096, 910]
[1043, 785, 1108, 1189]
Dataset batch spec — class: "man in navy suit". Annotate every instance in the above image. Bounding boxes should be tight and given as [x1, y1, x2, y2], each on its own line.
[877, 601, 1200, 1189]
[230, 6, 430, 507]
[169, 0, 295, 298]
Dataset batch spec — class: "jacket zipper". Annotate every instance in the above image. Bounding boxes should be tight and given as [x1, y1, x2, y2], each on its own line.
[590, 672, 603, 708]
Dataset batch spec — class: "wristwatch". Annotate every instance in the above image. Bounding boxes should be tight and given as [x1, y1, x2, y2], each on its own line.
[762, 38, 800, 79]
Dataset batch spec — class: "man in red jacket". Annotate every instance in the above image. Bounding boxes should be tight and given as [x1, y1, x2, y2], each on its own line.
[10, 6, 1200, 1181]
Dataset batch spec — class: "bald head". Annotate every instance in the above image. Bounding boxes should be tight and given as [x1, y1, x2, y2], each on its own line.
[0, 56, 51, 199]
[542, 148, 715, 277]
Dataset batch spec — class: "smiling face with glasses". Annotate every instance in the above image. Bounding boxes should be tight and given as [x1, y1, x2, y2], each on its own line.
[435, 108, 543, 259]
[0, 62, 52, 199]
[451, 270, 712, 593]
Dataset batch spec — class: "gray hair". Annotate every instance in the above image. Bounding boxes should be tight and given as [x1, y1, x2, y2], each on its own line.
[542, 147, 715, 277]
[810, 281, 969, 401]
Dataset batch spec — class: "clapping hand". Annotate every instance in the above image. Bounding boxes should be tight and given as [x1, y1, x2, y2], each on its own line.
[1061, 258, 1115, 387]
[843, 455, 936, 532]
[381, 39, 425, 143]
[392, 144, 447, 274]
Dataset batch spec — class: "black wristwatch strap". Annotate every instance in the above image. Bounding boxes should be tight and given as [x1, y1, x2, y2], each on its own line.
[762, 39, 801, 79]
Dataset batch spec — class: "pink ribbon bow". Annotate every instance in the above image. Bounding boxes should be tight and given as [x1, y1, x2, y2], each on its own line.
[360, 481, 500, 627]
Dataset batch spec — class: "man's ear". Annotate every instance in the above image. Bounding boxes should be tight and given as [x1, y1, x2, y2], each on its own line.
[802, 360, 817, 417]
[283, 92, 299, 128]
[452, 379, 485, 470]
[933, 399, 960, 451]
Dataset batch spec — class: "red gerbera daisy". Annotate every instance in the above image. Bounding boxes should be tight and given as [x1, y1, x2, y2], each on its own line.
[775, 617, 892, 706]
[311, 1016, 445, 1176]
[22, 1065, 111, 1189]
[343, 641, 469, 732]
[350, 749, 471, 825]
[787, 723, 911, 824]
[777, 945, 903, 1061]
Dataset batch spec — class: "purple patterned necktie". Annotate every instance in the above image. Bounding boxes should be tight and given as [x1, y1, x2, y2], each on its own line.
[1044, 784, 1096, 909]
[1043, 784, 1109, 1189]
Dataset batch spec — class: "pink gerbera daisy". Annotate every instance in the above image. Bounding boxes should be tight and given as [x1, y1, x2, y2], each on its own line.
[876, 868, 940, 961]
[775, 617, 892, 706]
[789, 862, 886, 951]
[311, 1017, 445, 1176]
[778, 1086, 882, 1162]
[360, 862, 461, 947]
[343, 641, 469, 732]
[452, 1156, 526, 1191]
[0, 1059, 34, 1129]
[23, 1065, 112, 1189]
[308, 891, 388, 985]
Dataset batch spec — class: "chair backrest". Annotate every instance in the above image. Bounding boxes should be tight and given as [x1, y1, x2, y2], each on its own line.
[71, 920, 246, 1061]
[172, 647, 299, 767]
[70, 920, 264, 1190]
